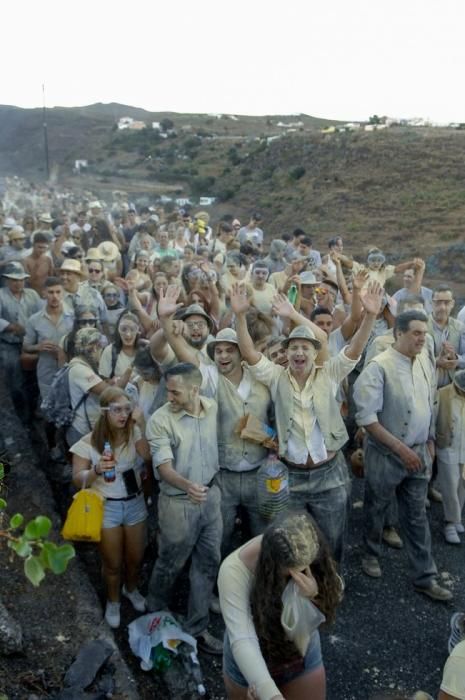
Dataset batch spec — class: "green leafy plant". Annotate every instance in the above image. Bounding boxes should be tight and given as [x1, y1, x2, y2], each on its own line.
[0, 463, 75, 587]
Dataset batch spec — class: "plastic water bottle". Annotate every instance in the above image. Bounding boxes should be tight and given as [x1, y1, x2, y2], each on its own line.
[257, 454, 289, 519]
[287, 283, 298, 306]
[102, 441, 116, 483]
[177, 642, 206, 696]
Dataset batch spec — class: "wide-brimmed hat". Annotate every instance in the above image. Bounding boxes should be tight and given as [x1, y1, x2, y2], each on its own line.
[60, 259, 86, 276]
[8, 227, 26, 241]
[180, 303, 214, 331]
[206, 328, 240, 360]
[2, 217, 17, 229]
[299, 271, 317, 285]
[89, 200, 102, 210]
[38, 213, 53, 224]
[97, 241, 120, 262]
[282, 325, 321, 350]
[2, 262, 30, 280]
[85, 247, 102, 262]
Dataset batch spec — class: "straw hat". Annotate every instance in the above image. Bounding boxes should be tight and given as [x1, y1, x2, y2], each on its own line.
[97, 241, 120, 262]
[60, 259, 86, 276]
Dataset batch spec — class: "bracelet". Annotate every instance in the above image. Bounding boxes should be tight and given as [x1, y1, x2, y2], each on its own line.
[93, 464, 100, 476]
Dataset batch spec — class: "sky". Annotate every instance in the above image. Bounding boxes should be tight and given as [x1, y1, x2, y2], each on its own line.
[2, 0, 465, 123]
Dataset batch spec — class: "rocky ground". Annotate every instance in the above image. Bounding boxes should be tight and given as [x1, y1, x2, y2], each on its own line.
[0, 383, 463, 699]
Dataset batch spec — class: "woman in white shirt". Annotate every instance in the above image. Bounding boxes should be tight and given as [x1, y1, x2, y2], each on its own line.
[218, 511, 342, 700]
[71, 386, 150, 629]
[99, 311, 141, 380]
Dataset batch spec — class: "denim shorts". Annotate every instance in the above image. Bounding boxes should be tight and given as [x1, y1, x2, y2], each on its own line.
[103, 493, 147, 528]
[223, 630, 322, 688]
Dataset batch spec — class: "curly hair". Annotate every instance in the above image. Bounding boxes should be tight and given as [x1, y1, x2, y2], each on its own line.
[250, 511, 342, 666]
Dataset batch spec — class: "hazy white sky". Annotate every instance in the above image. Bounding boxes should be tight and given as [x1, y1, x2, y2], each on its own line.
[3, 0, 465, 122]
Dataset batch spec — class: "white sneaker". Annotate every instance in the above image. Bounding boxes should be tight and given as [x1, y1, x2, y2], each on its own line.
[122, 585, 146, 612]
[105, 601, 121, 628]
[456, 523, 465, 534]
[444, 524, 461, 545]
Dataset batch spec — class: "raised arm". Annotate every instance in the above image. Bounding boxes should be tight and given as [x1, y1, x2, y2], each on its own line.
[410, 258, 425, 295]
[332, 252, 352, 306]
[271, 292, 329, 363]
[230, 282, 261, 366]
[393, 259, 417, 274]
[157, 285, 200, 365]
[339, 268, 369, 341]
[345, 281, 384, 360]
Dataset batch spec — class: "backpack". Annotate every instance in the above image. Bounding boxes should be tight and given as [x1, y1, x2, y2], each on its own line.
[41, 364, 90, 428]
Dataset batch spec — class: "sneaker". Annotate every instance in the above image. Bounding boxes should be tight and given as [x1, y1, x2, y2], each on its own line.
[444, 524, 461, 545]
[382, 527, 404, 549]
[456, 523, 465, 534]
[104, 601, 121, 628]
[361, 556, 382, 578]
[209, 595, 221, 615]
[414, 581, 453, 602]
[448, 612, 465, 653]
[122, 585, 146, 612]
[196, 629, 224, 656]
[428, 485, 443, 503]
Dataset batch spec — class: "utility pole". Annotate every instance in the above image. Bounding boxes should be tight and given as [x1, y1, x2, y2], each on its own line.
[42, 84, 50, 180]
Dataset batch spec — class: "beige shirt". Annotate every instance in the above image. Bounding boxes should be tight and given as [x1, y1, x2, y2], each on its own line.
[218, 546, 281, 700]
[440, 639, 465, 699]
[98, 343, 134, 378]
[70, 426, 143, 499]
[352, 261, 396, 288]
[146, 396, 219, 496]
[251, 283, 276, 314]
[437, 395, 465, 464]
[248, 350, 358, 463]
[68, 358, 102, 436]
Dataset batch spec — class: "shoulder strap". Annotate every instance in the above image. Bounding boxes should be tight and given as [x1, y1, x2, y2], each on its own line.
[110, 344, 118, 378]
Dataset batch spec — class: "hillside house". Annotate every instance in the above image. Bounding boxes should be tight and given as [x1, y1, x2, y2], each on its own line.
[118, 117, 146, 130]
[199, 197, 216, 206]
[152, 122, 161, 130]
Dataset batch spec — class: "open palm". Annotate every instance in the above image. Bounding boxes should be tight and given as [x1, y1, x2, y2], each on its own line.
[230, 282, 250, 315]
[157, 285, 183, 319]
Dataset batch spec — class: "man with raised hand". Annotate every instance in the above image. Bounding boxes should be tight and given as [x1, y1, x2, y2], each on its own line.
[230, 280, 383, 563]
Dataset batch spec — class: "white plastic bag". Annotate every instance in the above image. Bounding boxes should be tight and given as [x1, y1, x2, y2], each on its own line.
[128, 611, 197, 670]
[280, 580, 326, 655]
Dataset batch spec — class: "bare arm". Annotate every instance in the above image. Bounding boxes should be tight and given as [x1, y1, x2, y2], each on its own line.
[157, 285, 199, 365]
[410, 258, 425, 295]
[332, 253, 351, 305]
[345, 282, 384, 360]
[271, 293, 329, 363]
[230, 283, 262, 366]
[339, 269, 369, 341]
[393, 260, 417, 273]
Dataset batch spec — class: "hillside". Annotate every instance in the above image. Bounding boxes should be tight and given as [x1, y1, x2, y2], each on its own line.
[1, 102, 465, 282]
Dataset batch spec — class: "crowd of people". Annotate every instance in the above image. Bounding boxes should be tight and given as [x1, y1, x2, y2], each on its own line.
[1, 175, 464, 700]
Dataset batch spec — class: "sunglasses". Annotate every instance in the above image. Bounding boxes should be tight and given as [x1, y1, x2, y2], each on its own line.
[78, 319, 97, 326]
[102, 403, 132, 415]
[88, 267, 102, 273]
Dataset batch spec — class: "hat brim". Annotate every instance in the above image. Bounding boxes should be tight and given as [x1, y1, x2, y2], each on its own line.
[2, 272, 30, 280]
[282, 335, 321, 351]
[206, 338, 240, 361]
[181, 310, 214, 331]
[60, 267, 86, 277]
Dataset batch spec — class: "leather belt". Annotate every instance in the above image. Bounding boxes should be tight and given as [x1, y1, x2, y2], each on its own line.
[282, 451, 337, 471]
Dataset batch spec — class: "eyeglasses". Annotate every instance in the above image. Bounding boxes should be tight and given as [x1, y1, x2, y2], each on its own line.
[104, 292, 118, 298]
[102, 403, 132, 415]
[88, 267, 102, 273]
[185, 320, 207, 329]
[119, 325, 138, 334]
[78, 319, 97, 326]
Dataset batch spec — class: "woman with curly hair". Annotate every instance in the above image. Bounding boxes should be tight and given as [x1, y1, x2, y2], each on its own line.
[218, 511, 342, 700]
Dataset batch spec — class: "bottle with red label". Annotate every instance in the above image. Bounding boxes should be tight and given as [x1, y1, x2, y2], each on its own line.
[102, 441, 116, 483]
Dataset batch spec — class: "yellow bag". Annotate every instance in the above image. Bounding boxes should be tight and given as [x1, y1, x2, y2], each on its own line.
[62, 489, 104, 542]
